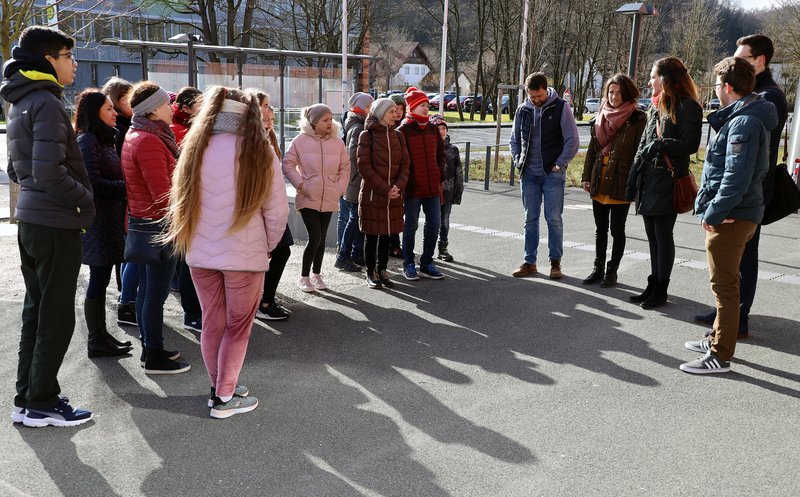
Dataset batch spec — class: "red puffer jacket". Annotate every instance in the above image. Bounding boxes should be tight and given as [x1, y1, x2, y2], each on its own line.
[397, 118, 445, 198]
[121, 129, 176, 220]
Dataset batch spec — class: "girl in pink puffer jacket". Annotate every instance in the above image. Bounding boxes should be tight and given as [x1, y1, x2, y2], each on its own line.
[282, 103, 350, 292]
[165, 86, 289, 419]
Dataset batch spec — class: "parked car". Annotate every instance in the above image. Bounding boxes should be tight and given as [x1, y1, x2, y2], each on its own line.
[707, 98, 721, 110]
[637, 97, 652, 111]
[461, 95, 485, 112]
[429, 92, 456, 110]
[584, 98, 601, 113]
[446, 96, 469, 111]
[486, 95, 511, 114]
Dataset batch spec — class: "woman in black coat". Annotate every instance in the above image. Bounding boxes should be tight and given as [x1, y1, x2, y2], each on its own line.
[75, 89, 132, 357]
[625, 57, 703, 309]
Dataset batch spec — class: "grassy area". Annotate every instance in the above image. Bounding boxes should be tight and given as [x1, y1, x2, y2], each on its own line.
[439, 110, 595, 124]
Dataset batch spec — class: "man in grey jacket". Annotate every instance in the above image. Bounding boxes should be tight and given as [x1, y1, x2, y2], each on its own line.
[681, 57, 777, 374]
[509, 73, 579, 279]
[1, 26, 96, 426]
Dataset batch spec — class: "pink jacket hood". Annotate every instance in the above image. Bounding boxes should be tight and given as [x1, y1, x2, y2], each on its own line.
[186, 133, 290, 272]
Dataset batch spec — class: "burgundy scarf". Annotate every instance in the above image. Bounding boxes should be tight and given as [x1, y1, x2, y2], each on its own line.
[406, 113, 429, 127]
[131, 116, 179, 158]
[594, 100, 637, 153]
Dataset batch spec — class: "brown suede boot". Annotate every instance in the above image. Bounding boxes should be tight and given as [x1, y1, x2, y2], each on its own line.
[549, 259, 563, 279]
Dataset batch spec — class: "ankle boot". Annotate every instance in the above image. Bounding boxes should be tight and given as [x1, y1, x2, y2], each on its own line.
[641, 279, 669, 309]
[366, 269, 382, 289]
[90, 296, 133, 347]
[582, 259, 605, 284]
[437, 241, 454, 262]
[630, 275, 657, 302]
[86, 298, 132, 358]
[600, 262, 618, 288]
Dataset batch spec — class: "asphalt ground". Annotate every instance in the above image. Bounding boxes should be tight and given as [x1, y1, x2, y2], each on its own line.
[1, 179, 799, 496]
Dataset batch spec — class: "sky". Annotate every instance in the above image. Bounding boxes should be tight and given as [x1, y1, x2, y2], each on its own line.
[734, 0, 779, 10]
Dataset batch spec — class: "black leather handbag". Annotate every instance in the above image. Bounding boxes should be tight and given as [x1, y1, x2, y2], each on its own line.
[124, 217, 170, 264]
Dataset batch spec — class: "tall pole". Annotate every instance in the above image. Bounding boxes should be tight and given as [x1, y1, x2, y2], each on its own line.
[438, 0, 449, 114]
[627, 13, 642, 80]
[342, 0, 349, 114]
[517, 0, 530, 107]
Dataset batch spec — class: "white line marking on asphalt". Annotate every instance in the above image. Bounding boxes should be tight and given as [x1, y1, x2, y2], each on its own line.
[448, 221, 800, 286]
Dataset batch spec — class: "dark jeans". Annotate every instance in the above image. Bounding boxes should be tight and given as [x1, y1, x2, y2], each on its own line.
[365, 234, 390, 272]
[592, 201, 631, 266]
[439, 202, 453, 243]
[120, 262, 139, 303]
[87, 264, 114, 300]
[738, 224, 761, 320]
[178, 258, 202, 321]
[337, 200, 364, 261]
[136, 257, 177, 349]
[262, 244, 291, 304]
[300, 209, 333, 276]
[642, 212, 677, 282]
[403, 196, 441, 266]
[16, 222, 82, 410]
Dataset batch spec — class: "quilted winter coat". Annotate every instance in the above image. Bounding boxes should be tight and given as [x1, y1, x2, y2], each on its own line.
[186, 133, 290, 272]
[357, 115, 410, 235]
[397, 117, 445, 198]
[78, 131, 127, 266]
[121, 129, 176, 220]
[282, 119, 349, 212]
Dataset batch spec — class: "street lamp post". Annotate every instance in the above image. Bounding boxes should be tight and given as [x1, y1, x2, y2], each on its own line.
[614, 3, 658, 81]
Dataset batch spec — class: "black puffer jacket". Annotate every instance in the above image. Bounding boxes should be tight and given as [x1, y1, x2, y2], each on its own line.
[625, 97, 703, 215]
[1, 49, 95, 229]
[442, 137, 464, 205]
[78, 131, 127, 266]
[344, 112, 367, 203]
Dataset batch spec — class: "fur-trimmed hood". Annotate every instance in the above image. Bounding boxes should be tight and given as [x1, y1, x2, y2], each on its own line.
[298, 116, 343, 140]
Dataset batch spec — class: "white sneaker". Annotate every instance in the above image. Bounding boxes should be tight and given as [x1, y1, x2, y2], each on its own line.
[311, 273, 328, 290]
[298, 276, 316, 293]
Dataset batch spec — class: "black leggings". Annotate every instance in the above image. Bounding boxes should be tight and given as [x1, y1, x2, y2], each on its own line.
[262, 244, 291, 304]
[592, 201, 630, 266]
[300, 209, 332, 276]
[364, 234, 390, 272]
[86, 264, 113, 300]
[642, 212, 677, 282]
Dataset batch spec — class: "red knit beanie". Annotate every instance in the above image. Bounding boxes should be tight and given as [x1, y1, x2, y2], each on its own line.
[404, 86, 428, 113]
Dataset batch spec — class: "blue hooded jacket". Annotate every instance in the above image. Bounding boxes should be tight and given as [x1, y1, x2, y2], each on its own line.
[695, 93, 777, 226]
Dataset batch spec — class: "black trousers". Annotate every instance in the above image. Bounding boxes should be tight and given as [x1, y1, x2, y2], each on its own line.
[16, 222, 82, 410]
[364, 234, 390, 272]
[642, 212, 677, 282]
[592, 201, 631, 266]
[262, 244, 291, 304]
[300, 209, 333, 276]
[738, 224, 761, 320]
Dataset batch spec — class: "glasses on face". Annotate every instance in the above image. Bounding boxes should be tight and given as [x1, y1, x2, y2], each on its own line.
[54, 51, 74, 60]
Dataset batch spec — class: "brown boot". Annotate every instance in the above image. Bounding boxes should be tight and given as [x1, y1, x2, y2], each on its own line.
[512, 263, 537, 277]
[549, 259, 563, 279]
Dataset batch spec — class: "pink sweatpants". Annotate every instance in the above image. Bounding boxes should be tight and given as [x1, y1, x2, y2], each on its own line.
[190, 268, 264, 398]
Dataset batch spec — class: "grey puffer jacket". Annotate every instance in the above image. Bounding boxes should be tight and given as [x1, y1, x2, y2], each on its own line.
[344, 112, 367, 203]
[1, 71, 95, 229]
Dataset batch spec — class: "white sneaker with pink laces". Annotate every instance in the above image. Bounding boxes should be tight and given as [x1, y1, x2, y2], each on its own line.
[310, 273, 328, 290]
[298, 276, 316, 293]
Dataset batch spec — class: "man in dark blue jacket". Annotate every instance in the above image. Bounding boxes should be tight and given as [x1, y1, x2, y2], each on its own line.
[681, 57, 777, 374]
[694, 34, 788, 337]
[1, 26, 95, 426]
[509, 73, 579, 279]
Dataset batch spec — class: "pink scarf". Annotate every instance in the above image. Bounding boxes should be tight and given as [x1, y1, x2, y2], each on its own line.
[594, 100, 637, 153]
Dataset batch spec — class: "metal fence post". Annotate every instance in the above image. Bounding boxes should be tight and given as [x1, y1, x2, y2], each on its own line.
[484, 146, 491, 191]
[464, 141, 470, 183]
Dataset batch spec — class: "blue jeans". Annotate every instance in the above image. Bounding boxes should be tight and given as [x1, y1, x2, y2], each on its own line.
[120, 262, 139, 303]
[403, 196, 441, 266]
[136, 257, 177, 349]
[336, 200, 364, 261]
[336, 197, 349, 248]
[521, 169, 565, 264]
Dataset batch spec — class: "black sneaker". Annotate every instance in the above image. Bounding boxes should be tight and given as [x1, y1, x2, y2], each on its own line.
[679, 351, 731, 374]
[23, 398, 93, 428]
[140, 348, 181, 367]
[117, 302, 137, 326]
[256, 303, 289, 321]
[144, 349, 191, 375]
[693, 310, 716, 324]
[334, 258, 362, 272]
[183, 316, 202, 332]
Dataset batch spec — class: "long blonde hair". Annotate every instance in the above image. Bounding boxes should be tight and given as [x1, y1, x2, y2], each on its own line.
[166, 85, 274, 255]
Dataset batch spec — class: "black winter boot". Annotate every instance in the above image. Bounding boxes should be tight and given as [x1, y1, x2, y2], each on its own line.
[600, 262, 618, 288]
[641, 279, 669, 309]
[630, 275, 657, 303]
[437, 241, 454, 262]
[86, 298, 132, 358]
[143, 348, 191, 375]
[582, 259, 605, 284]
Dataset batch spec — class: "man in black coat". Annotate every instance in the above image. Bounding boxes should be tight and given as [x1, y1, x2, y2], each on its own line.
[1, 26, 95, 427]
[694, 34, 789, 338]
